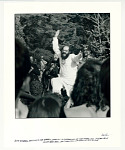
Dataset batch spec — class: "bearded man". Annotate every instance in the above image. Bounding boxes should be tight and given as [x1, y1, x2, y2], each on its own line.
[51, 30, 82, 96]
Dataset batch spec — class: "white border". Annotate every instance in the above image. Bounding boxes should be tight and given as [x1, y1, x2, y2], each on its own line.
[1, 0, 124, 149]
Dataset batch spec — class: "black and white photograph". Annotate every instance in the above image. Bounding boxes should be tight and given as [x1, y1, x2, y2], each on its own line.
[1, 1, 124, 149]
[15, 13, 110, 118]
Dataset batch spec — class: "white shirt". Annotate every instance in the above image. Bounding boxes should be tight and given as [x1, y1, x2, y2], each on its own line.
[52, 37, 80, 85]
[59, 54, 78, 85]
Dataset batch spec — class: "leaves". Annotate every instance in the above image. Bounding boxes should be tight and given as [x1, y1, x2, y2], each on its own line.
[15, 13, 110, 61]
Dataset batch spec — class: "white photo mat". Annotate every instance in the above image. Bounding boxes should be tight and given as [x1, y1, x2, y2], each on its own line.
[3, 1, 122, 149]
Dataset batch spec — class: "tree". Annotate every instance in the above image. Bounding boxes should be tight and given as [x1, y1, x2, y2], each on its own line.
[80, 13, 110, 60]
[15, 13, 110, 62]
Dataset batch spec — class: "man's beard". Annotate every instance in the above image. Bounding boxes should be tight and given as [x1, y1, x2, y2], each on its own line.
[61, 52, 70, 60]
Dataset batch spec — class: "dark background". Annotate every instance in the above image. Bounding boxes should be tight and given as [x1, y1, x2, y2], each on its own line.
[15, 13, 110, 62]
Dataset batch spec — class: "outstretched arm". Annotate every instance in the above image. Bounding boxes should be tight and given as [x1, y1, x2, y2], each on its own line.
[54, 30, 60, 37]
[72, 51, 83, 63]
[52, 30, 60, 56]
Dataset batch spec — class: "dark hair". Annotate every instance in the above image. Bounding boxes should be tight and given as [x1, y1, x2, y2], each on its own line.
[71, 59, 105, 111]
[83, 58, 102, 71]
[27, 92, 62, 118]
[100, 57, 110, 107]
[15, 39, 31, 99]
[30, 80, 43, 96]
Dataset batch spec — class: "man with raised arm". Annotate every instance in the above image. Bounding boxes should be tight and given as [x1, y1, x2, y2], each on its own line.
[51, 30, 82, 96]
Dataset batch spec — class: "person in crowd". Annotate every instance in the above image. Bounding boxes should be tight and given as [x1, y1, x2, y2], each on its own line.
[15, 38, 34, 118]
[29, 55, 40, 82]
[100, 57, 110, 117]
[42, 54, 60, 93]
[27, 92, 62, 118]
[51, 30, 82, 96]
[64, 59, 109, 118]
[30, 55, 34, 64]
[30, 80, 43, 100]
[40, 56, 47, 72]
[37, 57, 47, 82]
[15, 39, 31, 98]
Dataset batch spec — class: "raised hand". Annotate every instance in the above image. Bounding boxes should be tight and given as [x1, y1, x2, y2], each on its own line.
[54, 30, 60, 37]
[78, 51, 83, 59]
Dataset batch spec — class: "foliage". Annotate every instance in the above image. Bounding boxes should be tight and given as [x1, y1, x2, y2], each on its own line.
[81, 13, 110, 60]
[15, 13, 110, 61]
[33, 48, 53, 62]
[15, 15, 27, 47]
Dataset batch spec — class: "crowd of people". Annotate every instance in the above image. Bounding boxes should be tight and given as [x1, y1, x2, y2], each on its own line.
[15, 30, 110, 118]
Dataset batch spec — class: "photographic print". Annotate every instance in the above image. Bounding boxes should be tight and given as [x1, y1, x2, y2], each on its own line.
[3, 1, 122, 149]
[15, 13, 110, 118]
